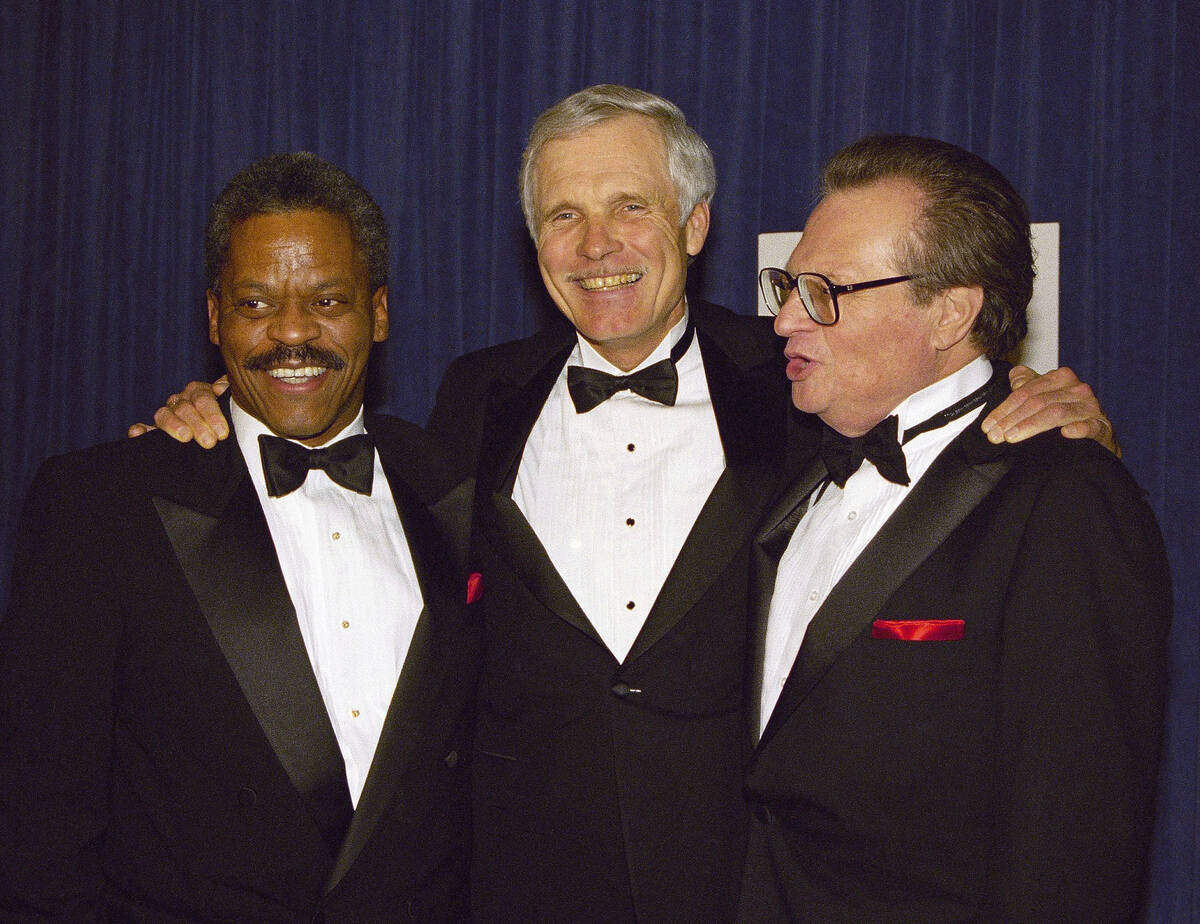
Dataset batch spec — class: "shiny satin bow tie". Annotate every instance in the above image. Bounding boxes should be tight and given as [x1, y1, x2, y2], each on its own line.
[566, 322, 695, 414]
[819, 374, 999, 488]
[259, 433, 375, 497]
[820, 415, 910, 488]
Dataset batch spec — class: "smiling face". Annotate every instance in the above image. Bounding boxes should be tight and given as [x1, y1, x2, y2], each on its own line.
[531, 114, 710, 371]
[207, 209, 388, 446]
[776, 179, 957, 437]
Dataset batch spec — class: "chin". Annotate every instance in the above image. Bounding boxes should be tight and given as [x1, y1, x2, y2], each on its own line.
[789, 384, 821, 415]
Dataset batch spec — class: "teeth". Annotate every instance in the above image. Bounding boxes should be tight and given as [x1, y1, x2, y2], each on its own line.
[578, 273, 641, 291]
[268, 366, 326, 381]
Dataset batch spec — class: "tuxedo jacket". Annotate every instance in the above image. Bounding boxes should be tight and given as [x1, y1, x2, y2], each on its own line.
[739, 371, 1171, 922]
[0, 413, 479, 922]
[428, 300, 790, 922]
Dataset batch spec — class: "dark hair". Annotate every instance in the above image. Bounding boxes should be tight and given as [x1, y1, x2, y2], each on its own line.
[820, 135, 1032, 359]
[204, 152, 388, 293]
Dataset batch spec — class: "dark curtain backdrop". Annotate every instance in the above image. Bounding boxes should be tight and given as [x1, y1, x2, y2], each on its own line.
[3, 0, 1196, 915]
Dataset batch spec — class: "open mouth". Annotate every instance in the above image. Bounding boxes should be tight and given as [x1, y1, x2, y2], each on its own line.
[267, 366, 328, 384]
[784, 352, 816, 381]
[577, 272, 642, 292]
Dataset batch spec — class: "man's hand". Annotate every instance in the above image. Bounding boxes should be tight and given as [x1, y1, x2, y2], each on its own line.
[126, 377, 231, 448]
[981, 365, 1119, 456]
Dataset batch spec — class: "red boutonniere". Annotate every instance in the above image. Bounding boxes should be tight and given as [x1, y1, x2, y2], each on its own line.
[466, 572, 484, 604]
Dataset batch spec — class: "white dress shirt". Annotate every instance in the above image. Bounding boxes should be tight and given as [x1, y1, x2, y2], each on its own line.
[513, 310, 726, 663]
[759, 356, 994, 734]
[232, 401, 424, 806]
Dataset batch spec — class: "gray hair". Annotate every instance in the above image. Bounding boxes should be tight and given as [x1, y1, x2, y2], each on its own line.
[519, 84, 716, 239]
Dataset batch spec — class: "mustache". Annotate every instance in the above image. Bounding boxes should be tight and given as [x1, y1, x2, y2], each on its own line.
[242, 345, 346, 371]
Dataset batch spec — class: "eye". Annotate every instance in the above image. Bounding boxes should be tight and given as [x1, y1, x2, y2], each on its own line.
[313, 296, 350, 315]
[235, 298, 272, 316]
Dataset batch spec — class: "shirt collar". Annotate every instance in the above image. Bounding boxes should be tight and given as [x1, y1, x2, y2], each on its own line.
[891, 355, 993, 437]
[230, 397, 367, 469]
[570, 302, 692, 374]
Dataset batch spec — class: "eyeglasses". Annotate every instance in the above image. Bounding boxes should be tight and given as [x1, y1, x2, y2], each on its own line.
[758, 267, 916, 325]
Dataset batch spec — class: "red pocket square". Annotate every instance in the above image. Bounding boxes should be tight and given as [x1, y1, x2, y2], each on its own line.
[871, 619, 964, 641]
[466, 572, 484, 605]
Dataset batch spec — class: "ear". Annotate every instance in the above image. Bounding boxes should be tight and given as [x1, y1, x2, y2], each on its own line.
[206, 290, 221, 346]
[371, 286, 389, 343]
[931, 285, 983, 351]
[683, 200, 710, 257]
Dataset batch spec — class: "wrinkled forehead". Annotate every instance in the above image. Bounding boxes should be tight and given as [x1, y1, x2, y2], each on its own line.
[222, 210, 365, 283]
[534, 115, 676, 203]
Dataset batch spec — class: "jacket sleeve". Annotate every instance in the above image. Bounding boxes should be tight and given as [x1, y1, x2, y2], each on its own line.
[994, 446, 1170, 921]
[0, 455, 120, 919]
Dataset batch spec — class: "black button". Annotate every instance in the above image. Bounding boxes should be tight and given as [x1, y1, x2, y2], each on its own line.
[444, 750, 459, 768]
[611, 681, 632, 698]
[236, 786, 257, 807]
[626, 517, 635, 526]
[626, 600, 635, 610]
[627, 443, 636, 452]
[753, 804, 770, 824]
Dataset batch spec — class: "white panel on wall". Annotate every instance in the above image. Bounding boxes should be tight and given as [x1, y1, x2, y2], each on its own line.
[756, 223, 1060, 371]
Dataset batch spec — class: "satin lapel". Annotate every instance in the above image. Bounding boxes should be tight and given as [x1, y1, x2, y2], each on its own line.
[473, 338, 599, 641]
[326, 455, 474, 891]
[487, 494, 597, 643]
[746, 449, 827, 741]
[476, 339, 574, 500]
[758, 422, 1014, 749]
[152, 443, 351, 848]
[625, 328, 786, 662]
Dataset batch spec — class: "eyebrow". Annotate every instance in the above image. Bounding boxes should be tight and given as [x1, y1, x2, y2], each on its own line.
[228, 276, 358, 293]
[540, 190, 655, 221]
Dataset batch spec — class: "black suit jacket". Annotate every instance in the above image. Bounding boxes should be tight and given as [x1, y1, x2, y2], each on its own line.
[739, 371, 1171, 922]
[428, 300, 790, 922]
[0, 413, 479, 922]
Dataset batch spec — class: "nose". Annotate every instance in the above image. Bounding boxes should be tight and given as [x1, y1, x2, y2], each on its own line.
[577, 217, 620, 261]
[773, 287, 815, 338]
[268, 300, 321, 344]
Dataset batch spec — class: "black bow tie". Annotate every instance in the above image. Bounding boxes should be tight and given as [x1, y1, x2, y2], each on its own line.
[819, 375, 999, 489]
[567, 322, 695, 413]
[259, 433, 375, 497]
[821, 415, 909, 488]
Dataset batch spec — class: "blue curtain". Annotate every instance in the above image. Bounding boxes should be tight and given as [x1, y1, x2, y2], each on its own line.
[3, 1, 1196, 915]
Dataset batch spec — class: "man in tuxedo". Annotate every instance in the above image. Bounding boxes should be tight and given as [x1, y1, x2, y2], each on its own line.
[741, 135, 1170, 921]
[424, 87, 1121, 922]
[0, 153, 478, 921]
[143, 88, 1116, 922]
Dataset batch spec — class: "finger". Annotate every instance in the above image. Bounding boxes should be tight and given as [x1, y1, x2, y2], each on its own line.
[152, 400, 201, 445]
[1059, 417, 1121, 456]
[180, 380, 230, 441]
[984, 371, 1094, 437]
[171, 399, 223, 449]
[1006, 363, 1040, 391]
[981, 366, 1051, 436]
[987, 400, 1089, 443]
[126, 422, 156, 438]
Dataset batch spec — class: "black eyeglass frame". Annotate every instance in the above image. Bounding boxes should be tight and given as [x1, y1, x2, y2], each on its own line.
[758, 267, 917, 324]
